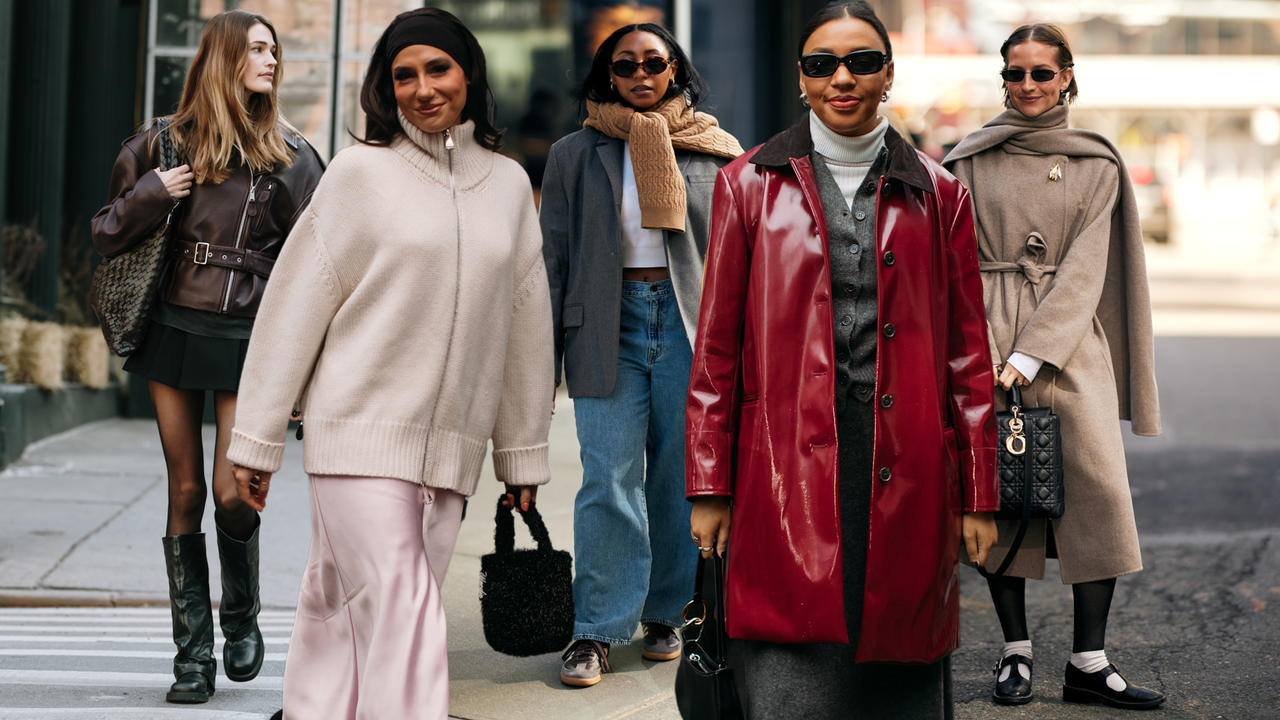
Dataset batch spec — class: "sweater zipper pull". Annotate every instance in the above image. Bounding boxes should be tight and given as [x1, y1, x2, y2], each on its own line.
[444, 128, 454, 151]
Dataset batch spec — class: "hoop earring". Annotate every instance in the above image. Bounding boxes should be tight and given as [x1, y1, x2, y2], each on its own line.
[881, 92, 890, 102]
[800, 92, 811, 109]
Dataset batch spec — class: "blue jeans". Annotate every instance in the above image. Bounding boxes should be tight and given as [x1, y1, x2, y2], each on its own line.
[571, 280, 698, 645]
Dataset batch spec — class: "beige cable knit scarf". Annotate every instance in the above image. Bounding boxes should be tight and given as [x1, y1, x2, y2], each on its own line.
[584, 98, 743, 232]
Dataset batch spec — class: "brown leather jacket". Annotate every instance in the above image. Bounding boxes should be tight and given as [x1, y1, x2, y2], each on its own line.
[91, 124, 325, 317]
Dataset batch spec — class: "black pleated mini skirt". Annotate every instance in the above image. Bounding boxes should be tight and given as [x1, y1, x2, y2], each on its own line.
[123, 321, 250, 392]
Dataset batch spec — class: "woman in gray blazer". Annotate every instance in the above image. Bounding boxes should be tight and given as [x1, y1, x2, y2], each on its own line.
[539, 22, 741, 688]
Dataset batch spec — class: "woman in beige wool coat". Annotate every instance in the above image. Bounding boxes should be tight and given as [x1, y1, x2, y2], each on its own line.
[944, 24, 1164, 710]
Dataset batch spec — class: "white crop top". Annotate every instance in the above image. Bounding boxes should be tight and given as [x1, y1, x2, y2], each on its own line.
[620, 141, 668, 268]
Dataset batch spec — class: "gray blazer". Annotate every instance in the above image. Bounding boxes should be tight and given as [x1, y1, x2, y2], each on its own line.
[540, 127, 730, 398]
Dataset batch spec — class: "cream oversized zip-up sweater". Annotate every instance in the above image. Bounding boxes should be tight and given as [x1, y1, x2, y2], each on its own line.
[227, 117, 553, 494]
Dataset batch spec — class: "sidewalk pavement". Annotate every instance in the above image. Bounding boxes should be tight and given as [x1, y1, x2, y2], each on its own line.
[0, 396, 681, 720]
[1145, 244, 1280, 336]
[4, 348, 1280, 719]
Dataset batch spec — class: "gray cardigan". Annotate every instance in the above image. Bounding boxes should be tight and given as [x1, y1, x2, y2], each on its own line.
[540, 127, 729, 398]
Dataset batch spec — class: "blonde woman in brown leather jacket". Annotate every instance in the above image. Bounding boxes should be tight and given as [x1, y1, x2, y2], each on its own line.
[90, 9, 323, 705]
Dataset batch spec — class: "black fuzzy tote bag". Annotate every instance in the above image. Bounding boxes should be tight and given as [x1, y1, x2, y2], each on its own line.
[480, 495, 574, 656]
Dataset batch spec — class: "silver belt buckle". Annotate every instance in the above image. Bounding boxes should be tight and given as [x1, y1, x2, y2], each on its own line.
[194, 242, 211, 265]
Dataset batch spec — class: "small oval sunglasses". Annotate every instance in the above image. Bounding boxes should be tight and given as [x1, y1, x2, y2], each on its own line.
[800, 50, 888, 78]
[1000, 65, 1073, 83]
[610, 56, 671, 77]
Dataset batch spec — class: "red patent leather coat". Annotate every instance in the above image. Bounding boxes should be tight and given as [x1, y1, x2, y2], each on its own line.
[685, 120, 999, 664]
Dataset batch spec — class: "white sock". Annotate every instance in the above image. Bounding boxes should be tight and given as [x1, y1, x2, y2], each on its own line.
[1071, 650, 1127, 691]
[999, 641, 1033, 681]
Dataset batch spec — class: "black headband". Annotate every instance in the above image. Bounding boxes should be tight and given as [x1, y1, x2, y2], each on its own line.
[386, 15, 474, 76]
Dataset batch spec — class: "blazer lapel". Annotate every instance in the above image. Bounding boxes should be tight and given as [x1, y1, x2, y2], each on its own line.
[595, 136, 624, 219]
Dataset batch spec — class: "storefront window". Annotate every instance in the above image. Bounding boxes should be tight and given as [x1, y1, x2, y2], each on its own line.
[145, 0, 414, 159]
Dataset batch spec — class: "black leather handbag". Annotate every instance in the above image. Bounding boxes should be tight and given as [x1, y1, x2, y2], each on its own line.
[675, 554, 743, 720]
[985, 384, 1064, 577]
[480, 496, 574, 657]
[89, 117, 181, 356]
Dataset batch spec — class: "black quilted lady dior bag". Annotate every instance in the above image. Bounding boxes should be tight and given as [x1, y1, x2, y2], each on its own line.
[984, 383, 1065, 577]
[675, 554, 743, 720]
[89, 117, 181, 356]
[480, 496, 574, 656]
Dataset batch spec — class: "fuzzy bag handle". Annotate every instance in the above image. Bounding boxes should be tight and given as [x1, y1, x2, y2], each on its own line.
[492, 495, 554, 554]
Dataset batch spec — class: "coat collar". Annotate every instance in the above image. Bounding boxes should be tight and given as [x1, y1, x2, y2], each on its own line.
[750, 115, 933, 194]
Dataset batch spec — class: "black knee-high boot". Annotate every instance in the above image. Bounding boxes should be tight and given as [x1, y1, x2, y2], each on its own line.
[163, 534, 216, 703]
[216, 520, 265, 682]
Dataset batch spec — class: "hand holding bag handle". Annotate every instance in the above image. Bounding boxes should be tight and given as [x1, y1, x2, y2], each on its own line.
[479, 495, 574, 657]
[982, 383, 1065, 577]
[676, 553, 743, 719]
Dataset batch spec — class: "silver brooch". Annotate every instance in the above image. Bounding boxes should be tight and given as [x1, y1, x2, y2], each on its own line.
[1049, 163, 1063, 181]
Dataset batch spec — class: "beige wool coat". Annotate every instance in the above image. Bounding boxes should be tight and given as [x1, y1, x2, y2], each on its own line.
[945, 104, 1160, 584]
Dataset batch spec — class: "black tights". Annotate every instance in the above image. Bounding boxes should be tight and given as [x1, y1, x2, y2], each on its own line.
[150, 381, 257, 540]
[986, 575, 1117, 653]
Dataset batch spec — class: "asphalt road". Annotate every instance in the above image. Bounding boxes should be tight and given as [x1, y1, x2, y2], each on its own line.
[955, 338, 1280, 719]
[0, 337, 1276, 719]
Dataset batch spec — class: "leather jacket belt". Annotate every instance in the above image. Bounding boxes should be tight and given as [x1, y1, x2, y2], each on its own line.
[170, 240, 275, 279]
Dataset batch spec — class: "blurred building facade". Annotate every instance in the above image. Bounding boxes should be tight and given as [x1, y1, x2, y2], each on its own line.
[1, 0, 1278, 322]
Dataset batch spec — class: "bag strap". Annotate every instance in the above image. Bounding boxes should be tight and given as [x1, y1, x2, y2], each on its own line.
[682, 554, 731, 669]
[981, 385, 1034, 578]
[492, 494, 554, 555]
[155, 117, 179, 173]
[709, 554, 730, 667]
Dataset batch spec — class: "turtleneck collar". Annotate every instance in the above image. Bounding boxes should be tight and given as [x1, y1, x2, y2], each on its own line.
[809, 112, 888, 165]
[392, 109, 493, 191]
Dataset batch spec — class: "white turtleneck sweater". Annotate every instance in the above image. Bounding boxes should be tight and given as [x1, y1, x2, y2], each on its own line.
[809, 111, 888, 210]
[227, 116, 554, 494]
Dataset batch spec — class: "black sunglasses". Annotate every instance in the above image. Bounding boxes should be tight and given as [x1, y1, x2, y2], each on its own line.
[1000, 65, 1072, 83]
[610, 56, 671, 78]
[800, 50, 889, 78]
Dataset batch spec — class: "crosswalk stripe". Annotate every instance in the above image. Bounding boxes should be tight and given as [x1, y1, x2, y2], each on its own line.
[0, 609, 296, 619]
[0, 668, 282, 689]
[0, 635, 290, 645]
[0, 625, 292, 633]
[0, 649, 288, 660]
[0, 710, 270, 719]
[0, 617, 294, 626]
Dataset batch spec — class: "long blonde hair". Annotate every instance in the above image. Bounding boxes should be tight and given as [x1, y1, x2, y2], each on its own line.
[165, 10, 293, 185]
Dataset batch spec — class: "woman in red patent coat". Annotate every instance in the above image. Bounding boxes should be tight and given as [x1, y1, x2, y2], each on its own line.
[685, 2, 1000, 715]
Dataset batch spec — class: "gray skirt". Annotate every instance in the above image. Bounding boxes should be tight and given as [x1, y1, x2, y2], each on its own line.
[726, 399, 951, 719]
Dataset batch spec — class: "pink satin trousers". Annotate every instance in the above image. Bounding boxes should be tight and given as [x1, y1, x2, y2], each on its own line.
[282, 475, 465, 720]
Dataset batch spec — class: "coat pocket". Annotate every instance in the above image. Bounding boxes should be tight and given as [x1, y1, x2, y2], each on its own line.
[562, 304, 584, 328]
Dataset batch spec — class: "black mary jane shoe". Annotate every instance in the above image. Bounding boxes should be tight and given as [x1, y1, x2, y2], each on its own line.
[992, 654, 1034, 705]
[1063, 662, 1166, 709]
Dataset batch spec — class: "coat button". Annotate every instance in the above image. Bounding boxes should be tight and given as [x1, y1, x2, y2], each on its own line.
[836, 352, 849, 363]
[849, 243, 860, 254]
[883, 323, 896, 338]
[880, 394, 894, 408]
[864, 182, 876, 193]
[881, 182, 891, 195]
[840, 315, 852, 326]
[883, 251, 896, 266]
[855, 211, 866, 221]
[844, 282, 855, 293]
[838, 372, 849, 385]
[879, 467, 891, 482]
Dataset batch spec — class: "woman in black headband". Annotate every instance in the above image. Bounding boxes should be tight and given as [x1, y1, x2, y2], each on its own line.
[231, 8, 553, 720]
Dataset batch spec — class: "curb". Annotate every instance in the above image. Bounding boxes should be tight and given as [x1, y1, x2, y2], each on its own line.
[0, 589, 170, 608]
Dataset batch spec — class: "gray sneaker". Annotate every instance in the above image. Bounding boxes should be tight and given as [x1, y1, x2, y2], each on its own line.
[560, 640, 610, 687]
[641, 622, 681, 661]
